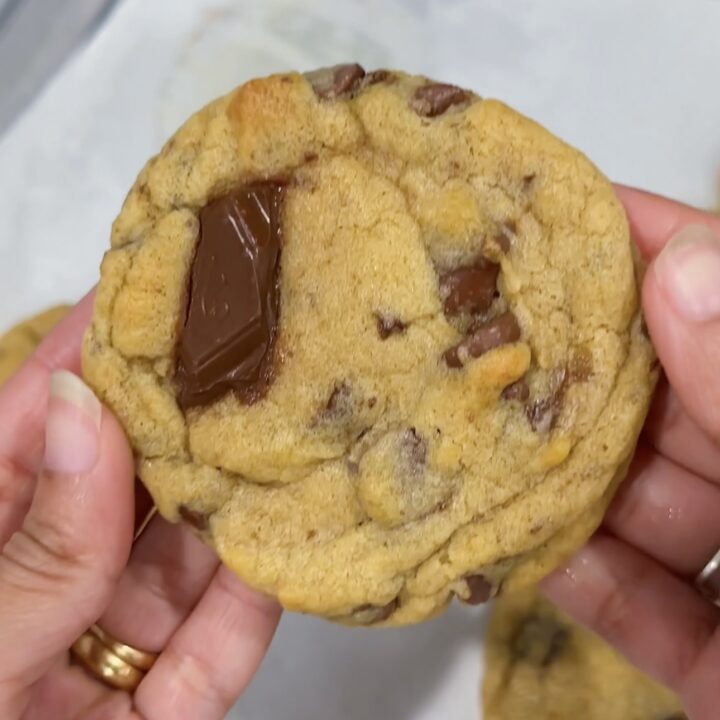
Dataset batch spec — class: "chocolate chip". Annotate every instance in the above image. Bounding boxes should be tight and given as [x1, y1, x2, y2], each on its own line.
[367, 396, 377, 409]
[363, 69, 392, 86]
[439, 258, 499, 316]
[502, 379, 530, 401]
[443, 346, 462, 369]
[179, 505, 209, 531]
[512, 615, 569, 666]
[522, 174, 536, 190]
[322, 381, 352, 419]
[462, 574, 492, 605]
[526, 396, 557, 432]
[306, 529, 317, 540]
[304, 152, 318, 162]
[353, 598, 399, 624]
[495, 220, 516, 253]
[305, 63, 366, 99]
[443, 311, 521, 368]
[412, 83, 469, 117]
[401, 428, 427, 468]
[526, 368, 567, 432]
[495, 235, 510, 254]
[465, 311, 521, 354]
[569, 347, 593, 382]
[375, 312, 408, 339]
[176, 183, 285, 409]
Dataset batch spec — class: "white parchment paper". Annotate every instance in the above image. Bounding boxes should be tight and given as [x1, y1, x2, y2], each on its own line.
[1, 1, 718, 717]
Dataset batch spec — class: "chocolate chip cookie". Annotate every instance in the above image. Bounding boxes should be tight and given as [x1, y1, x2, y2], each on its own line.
[83, 64, 656, 625]
[0, 306, 69, 386]
[483, 590, 685, 719]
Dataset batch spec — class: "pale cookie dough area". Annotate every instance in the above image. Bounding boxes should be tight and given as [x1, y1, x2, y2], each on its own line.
[84, 64, 656, 625]
[482, 590, 685, 720]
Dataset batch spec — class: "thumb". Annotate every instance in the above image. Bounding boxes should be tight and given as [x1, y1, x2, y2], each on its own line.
[0, 371, 134, 707]
[644, 223, 720, 443]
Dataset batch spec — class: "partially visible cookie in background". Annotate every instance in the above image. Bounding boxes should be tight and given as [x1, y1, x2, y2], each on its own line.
[0, 306, 70, 386]
[482, 589, 685, 720]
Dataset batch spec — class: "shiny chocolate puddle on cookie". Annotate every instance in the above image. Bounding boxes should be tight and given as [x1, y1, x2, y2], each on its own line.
[177, 182, 285, 408]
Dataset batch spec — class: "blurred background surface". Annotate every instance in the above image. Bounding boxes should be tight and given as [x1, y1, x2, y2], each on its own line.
[1, 1, 719, 717]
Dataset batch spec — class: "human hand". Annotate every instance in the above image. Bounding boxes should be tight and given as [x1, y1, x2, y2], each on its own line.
[543, 187, 720, 720]
[0, 293, 281, 720]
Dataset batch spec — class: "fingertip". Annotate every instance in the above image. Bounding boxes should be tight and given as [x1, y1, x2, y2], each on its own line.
[652, 224, 720, 324]
[614, 185, 684, 260]
[539, 538, 610, 613]
[45, 371, 102, 476]
[613, 185, 720, 261]
[33, 289, 97, 375]
[642, 241, 720, 444]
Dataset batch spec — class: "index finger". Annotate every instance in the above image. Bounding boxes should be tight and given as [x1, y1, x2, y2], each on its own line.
[0, 291, 93, 468]
[0, 291, 93, 542]
[614, 185, 720, 260]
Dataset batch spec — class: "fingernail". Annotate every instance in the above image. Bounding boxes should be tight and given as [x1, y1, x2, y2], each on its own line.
[654, 224, 720, 322]
[45, 371, 102, 475]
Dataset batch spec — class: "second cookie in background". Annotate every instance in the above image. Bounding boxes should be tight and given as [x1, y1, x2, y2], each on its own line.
[0, 306, 69, 386]
[482, 589, 685, 720]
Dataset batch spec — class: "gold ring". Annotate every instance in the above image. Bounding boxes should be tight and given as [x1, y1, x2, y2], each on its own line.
[71, 625, 158, 691]
[89, 624, 158, 671]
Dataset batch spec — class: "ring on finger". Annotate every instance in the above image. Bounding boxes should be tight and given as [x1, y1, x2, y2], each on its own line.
[695, 547, 720, 608]
[71, 624, 158, 691]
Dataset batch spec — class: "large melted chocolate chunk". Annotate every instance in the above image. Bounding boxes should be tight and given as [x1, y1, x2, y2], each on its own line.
[440, 258, 499, 317]
[512, 614, 569, 667]
[177, 183, 285, 408]
[305, 63, 366, 99]
[412, 83, 469, 117]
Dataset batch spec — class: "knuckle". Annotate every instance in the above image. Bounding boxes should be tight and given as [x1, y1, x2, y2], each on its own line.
[0, 454, 34, 517]
[1, 520, 116, 625]
[165, 646, 234, 710]
[215, 566, 279, 620]
[23, 512, 93, 570]
[592, 579, 636, 646]
[1, 514, 112, 600]
[676, 617, 720, 695]
[132, 562, 190, 614]
[588, 545, 652, 648]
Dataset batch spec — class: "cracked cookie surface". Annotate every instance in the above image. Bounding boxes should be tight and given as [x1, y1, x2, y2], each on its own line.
[0, 306, 69, 385]
[482, 590, 684, 719]
[83, 65, 656, 625]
